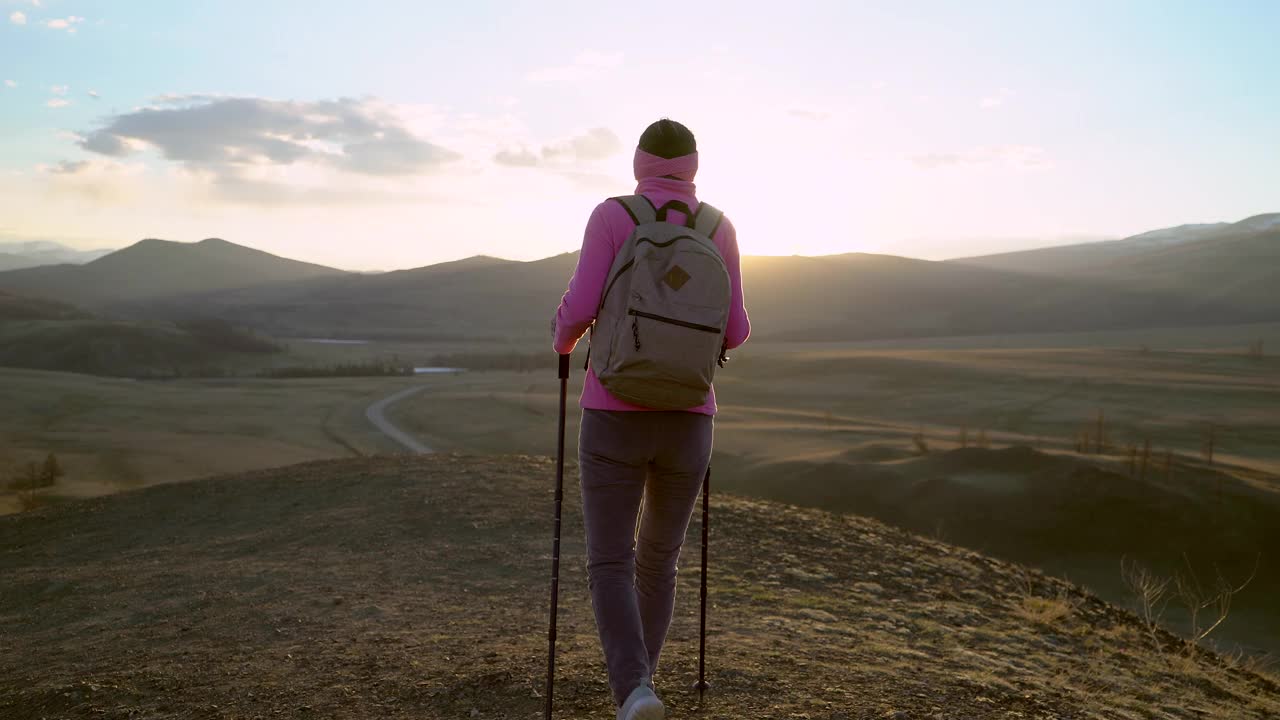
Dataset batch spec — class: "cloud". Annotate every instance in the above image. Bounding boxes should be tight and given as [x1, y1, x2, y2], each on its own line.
[980, 87, 1014, 109]
[46, 98, 70, 108]
[25, 158, 148, 205]
[9, 11, 26, 24]
[493, 148, 540, 167]
[45, 160, 90, 175]
[204, 175, 425, 207]
[493, 127, 622, 168]
[911, 145, 1051, 170]
[540, 127, 621, 162]
[788, 108, 831, 121]
[46, 15, 84, 32]
[78, 95, 461, 181]
[527, 50, 623, 84]
[3, 80, 15, 89]
[79, 130, 128, 154]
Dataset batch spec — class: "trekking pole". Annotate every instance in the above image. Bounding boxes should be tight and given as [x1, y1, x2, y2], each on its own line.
[544, 353, 570, 720]
[693, 464, 711, 702]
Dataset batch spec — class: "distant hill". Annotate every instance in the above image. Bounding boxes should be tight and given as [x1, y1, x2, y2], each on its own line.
[949, 214, 1275, 278]
[2, 455, 1276, 718]
[0, 290, 88, 322]
[76, 247, 1267, 343]
[0, 238, 347, 307]
[0, 241, 115, 271]
[3, 213, 1276, 344]
[0, 280, 283, 378]
[1082, 215, 1280, 308]
[0, 316, 280, 378]
[737, 252, 1228, 341]
[0, 253, 31, 273]
[129, 252, 581, 340]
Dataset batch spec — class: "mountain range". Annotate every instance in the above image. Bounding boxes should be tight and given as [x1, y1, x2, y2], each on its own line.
[0, 213, 1276, 342]
[0, 240, 115, 272]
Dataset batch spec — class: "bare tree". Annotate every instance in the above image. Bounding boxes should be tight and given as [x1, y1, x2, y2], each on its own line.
[1121, 554, 1259, 657]
[41, 453, 64, 485]
[1173, 554, 1259, 650]
[1121, 555, 1170, 651]
[1202, 423, 1217, 466]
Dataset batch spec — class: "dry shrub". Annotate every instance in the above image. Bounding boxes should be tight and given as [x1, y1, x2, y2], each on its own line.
[1014, 570, 1077, 626]
[1016, 595, 1076, 626]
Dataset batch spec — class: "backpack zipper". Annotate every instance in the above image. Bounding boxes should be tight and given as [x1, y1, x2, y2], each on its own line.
[599, 258, 635, 309]
[628, 309, 722, 334]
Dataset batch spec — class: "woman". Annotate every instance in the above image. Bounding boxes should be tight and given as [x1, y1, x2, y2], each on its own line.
[551, 118, 751, 719]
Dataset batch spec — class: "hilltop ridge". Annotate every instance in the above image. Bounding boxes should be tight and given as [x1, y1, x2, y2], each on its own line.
[2, 455, 1276, 718]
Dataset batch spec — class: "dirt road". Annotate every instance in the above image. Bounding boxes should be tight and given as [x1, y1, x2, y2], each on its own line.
[365, 385, 433, 454]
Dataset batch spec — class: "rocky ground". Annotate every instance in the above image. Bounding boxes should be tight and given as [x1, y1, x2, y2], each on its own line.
[2, 455, 1277, 719]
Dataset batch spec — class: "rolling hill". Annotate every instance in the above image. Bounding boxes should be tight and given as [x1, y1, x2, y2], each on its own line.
[947, 223, 1228, 275]
[0, 291, 88, 322]
[0, 288, 282, 378]
[2, 212, 1276, 345]
[0, 316, 281, 378]
[110, 250, 585, 340]
[951, 214, 1276, 276]
[63, 248, 1257, 344]
[2, 455, 1277, 718]
[0, 238, 347, 307]
[0, 254, 31, 273]
[953, 214, 1280, 315]
[737, 251, 1254, 341]
[1083, 216, 1280, 306]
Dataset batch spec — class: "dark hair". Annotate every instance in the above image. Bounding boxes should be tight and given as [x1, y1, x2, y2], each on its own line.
[638, 118, 696, 159]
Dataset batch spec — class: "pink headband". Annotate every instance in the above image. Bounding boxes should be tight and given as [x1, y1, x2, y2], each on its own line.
[633, 147, 698, 181]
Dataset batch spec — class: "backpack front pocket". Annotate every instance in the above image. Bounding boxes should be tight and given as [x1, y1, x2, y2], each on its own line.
[620, 308, 723, 391]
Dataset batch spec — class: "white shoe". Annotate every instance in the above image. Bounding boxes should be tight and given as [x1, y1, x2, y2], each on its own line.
[616, 682, 665, 720]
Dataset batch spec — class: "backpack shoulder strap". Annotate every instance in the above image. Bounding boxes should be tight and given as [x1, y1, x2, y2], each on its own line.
[692, 202, 724, 239]
[610, 195, 657, 227]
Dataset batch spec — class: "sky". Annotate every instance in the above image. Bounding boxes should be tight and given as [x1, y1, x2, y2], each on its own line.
[1, 0, 1278, 271]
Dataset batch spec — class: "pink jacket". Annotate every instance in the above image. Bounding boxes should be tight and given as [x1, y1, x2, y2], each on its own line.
[552, 154, 750, 415]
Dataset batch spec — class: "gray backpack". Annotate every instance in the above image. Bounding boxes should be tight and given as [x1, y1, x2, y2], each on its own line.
[588, 195, 731, 410]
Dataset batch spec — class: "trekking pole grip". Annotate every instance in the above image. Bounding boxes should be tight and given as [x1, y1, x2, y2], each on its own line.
[558, 353, 570, 380]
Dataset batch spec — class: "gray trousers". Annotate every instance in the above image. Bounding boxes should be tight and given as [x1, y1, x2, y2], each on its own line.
[578, 408, 714, 707]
